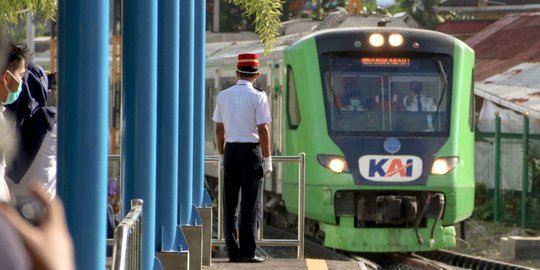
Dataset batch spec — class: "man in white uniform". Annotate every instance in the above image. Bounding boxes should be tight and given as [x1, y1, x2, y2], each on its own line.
[403, 81, 437, 112]
[212, 53, 272, 263]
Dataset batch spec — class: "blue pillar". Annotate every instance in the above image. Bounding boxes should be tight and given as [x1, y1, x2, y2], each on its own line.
[193, 0, 206, 206]
[122, 1, 158, 269]
[156, 0, 180, 251]
[57, 0, 108, 269]
[179, 0, 194, 224]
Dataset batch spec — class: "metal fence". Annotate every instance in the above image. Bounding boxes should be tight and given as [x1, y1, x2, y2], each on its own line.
[476, 113, 540, 228]
[205, 153, 306, 259]
[111, 199, 144, 270]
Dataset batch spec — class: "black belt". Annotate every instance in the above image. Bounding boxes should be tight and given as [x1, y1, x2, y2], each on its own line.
[226, 142, 259, 145]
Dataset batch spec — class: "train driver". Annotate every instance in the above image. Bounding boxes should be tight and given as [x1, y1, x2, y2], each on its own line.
[403, 81, 436, 112]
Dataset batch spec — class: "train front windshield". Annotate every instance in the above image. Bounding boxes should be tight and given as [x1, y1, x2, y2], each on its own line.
[320, 53, 453, 135]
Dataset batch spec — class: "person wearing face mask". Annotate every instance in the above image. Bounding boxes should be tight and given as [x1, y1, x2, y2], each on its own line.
[5, 59, 58, 202]
[338, 77, 365, 111]
[0, 38, 75, 270]
[1, 41, 28, 203]
[403, 81, 436, 112]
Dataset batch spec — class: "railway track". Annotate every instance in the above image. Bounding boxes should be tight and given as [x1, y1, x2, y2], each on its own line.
[418, 249, 536, 270]
[262, 221, 537, 270]
[353, 252, 461, 270]
[353, 249, 536, 270]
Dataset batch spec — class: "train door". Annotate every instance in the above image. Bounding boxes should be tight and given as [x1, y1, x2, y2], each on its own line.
[204, 66, 221, 178]
[260, 60, 284, 194]
[271, 60, 284, 194]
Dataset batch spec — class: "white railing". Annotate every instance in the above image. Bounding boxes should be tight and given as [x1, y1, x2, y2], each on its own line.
[111, 199, 143, 270]
[205, 153, 306, 259]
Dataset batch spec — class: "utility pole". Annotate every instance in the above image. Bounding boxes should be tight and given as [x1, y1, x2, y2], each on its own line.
[26, 11, 35, 61]
[213, 0, 220, 32]
[348, 0, 362, 14]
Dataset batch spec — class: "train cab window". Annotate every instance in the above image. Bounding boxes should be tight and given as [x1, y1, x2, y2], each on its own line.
[287, 66, 301, 129]
[320, 53, 452, 136]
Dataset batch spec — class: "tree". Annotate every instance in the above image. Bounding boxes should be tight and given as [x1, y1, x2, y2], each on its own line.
[0, 0, 56, 26]
[395, 0, 441, 29]
[3, 0, 283, 56]
[227, 0, 283, 56]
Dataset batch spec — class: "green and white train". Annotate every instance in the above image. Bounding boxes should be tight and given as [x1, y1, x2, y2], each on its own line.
[205, 26, 475, 252]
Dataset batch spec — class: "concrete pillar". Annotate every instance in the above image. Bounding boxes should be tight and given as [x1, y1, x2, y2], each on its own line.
[182, 207, 203, 270]
[197, 192, 213, 266]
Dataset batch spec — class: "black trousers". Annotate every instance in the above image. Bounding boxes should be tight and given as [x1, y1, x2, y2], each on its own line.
[222, 142, 263, 259]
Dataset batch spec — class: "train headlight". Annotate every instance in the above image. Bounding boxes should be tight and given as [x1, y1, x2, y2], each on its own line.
[369, 33, 385, 47]
[388, 33, 404, 47]
[431, 157, 459, 175]
[318, 154, 350, 174]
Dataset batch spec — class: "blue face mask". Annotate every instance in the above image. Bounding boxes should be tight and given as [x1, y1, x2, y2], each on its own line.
[2, 70, 23, 105]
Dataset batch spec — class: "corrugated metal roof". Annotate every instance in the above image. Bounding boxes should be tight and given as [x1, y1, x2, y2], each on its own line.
[467, 13, 540, 117]
[484, 62, 540, 88]
[476, 62, 540, 114]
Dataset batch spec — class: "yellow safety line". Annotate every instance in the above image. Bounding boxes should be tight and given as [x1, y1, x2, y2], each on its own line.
[306, 259, 328, 270]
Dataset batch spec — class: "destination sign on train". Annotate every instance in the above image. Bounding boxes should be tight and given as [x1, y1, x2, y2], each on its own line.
[361, 57, 410, 67]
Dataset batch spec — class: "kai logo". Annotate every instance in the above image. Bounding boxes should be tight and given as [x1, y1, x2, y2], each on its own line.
[358, 155, 422, 182]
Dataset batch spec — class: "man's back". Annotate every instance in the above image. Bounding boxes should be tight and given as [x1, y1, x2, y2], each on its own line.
[215, 81, 270, 143]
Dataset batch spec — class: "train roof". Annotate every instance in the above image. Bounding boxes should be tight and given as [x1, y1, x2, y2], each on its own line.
[206, 8, 420, 63]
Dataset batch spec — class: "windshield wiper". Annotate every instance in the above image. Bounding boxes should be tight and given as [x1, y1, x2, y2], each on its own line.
[328, 56, 342, 118]
[432, 59, 448, 123]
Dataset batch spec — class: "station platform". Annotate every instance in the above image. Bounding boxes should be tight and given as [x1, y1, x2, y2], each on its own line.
[204, 258, 365, 270]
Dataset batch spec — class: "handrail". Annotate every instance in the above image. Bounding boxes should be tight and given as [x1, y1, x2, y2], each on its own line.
[111, 199, 144, 270]
[205, 153, 306, 259]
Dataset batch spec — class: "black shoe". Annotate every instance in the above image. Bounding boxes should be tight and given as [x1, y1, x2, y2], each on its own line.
[236, 255, 267, 263]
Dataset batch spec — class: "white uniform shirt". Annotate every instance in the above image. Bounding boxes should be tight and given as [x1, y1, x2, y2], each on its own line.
[8, 123, 57, 198]
[403, 93, 437, 112]
[0, 105, 12, 202]
[212, 80, 272, 143]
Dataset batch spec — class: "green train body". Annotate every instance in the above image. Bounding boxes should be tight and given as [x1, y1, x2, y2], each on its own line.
[205, 27, 475, 252]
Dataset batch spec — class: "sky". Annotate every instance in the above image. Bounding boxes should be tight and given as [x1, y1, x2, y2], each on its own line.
[377, 0, 396, 7]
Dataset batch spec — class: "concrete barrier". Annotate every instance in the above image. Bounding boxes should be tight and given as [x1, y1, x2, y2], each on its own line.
[500, 236, 540, 260]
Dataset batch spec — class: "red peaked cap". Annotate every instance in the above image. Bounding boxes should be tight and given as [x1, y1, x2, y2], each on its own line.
[237, 53, 260, 74]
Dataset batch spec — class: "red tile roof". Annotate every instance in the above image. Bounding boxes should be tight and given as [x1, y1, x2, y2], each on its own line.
[435, 20, 494, 35]
[441, 0, 540, 7]
[466, 12, 540, 81]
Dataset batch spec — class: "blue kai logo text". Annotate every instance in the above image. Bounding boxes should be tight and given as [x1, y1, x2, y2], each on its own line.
[358, 155, 422, 182]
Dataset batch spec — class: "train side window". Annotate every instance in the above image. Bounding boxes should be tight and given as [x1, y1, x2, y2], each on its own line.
[287, 66, 301, 129]
[255, 74, 268, 93]
[205, 78, 215, 135]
